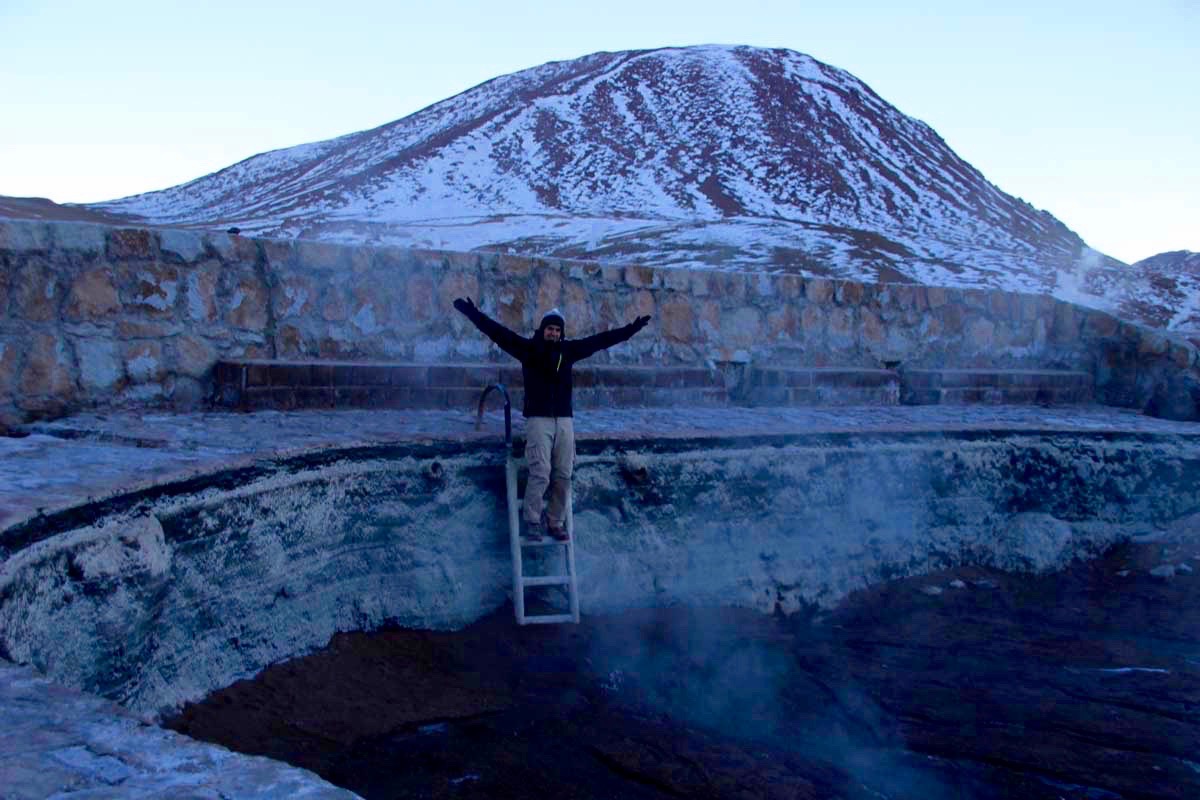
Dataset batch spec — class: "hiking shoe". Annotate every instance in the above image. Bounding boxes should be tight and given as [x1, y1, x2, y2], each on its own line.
[547, 522, 569, 541]
[523, 521, 545, 542]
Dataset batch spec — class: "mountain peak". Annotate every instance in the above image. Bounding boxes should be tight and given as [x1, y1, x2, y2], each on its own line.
[90, 45, 1145, 322]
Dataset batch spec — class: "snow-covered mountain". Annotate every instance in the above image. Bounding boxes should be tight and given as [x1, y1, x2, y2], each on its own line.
[1119, 251, 1200, 333]
[61, 45, 1182, 329]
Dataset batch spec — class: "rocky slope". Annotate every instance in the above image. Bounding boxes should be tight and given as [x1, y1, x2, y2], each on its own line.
[1119, 250, 1200, 332]
[84, 45, 1138, 312]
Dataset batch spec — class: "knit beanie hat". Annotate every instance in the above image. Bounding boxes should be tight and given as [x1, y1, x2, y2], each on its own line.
[539, 308, 565, 333]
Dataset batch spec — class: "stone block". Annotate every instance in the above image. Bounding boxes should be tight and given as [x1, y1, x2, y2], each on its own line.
[0, 220, 52, 252]
[965, 318, 995, 351]
[225, 274, 269, 330]
[205, 231, 257, 263]
[65, 267, 121, 321]
[724, 307, 764, 349]
[117, 319, 181, 339]
[276, 275, 317, 319]
[859, 309, 884, 344]
[961, 288, 990, 310]
[74, 337, 123, 392]
[835, 280, 863, 305]
[827, 307, 854, 349]
[405, 275, 435, 322]
[925, 286, 948, 308]
[320, 285, 349, 322]
[183, 263, 220, 323]
[805, 278, 834, 304]
[439, 271, 481, 318]
[624, 264, 655, 289]
[1051, 303, 1079, 343]
[13, 259, 63, 322]
[174, 335, 218, 379]
[752, 272, 775, 297]
[19, 334, 75, 399]
[497, 254, 534, 277]
[260, 237, 297, 270]
[561, 280, 591, 331]
[660, 297, 694, 343]
[107, 228, 157, 261]
[296, 240, 350, 271]
[989, 291, 1015, 320]
[121, 263, 179, 317]
[534, 267, 563, 313]
[348, 289, 388, 336]
[1083, 310, 1120, 338]
[52, 222, 107, 255]
[495, 289, 526, 331]
[158, 229, 206, 262]
[167, 375, 205, 408]
[777, 274, 803, 298]
[662, 268, 691, 292]
[935, 303, 965, 335]
[123, 341, 165, 383]
[0, 337, 16, 395]
[766, 305, 798, 341]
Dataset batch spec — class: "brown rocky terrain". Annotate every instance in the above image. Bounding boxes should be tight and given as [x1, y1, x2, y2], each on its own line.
[167, 538, 1200, 799]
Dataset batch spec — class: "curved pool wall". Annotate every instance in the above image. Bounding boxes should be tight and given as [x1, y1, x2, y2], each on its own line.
[3, 429, 1199, 717]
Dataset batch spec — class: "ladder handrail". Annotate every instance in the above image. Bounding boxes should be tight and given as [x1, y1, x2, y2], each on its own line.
[475, 383, 512, 448]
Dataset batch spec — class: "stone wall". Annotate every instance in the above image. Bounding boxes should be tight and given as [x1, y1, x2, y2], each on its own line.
[2, 218, 1197, 425]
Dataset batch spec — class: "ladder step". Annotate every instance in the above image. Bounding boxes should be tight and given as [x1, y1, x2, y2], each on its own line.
[521, 575, 573, 587]
[521, 538, 570, 548]
[520, 613, 577, 625]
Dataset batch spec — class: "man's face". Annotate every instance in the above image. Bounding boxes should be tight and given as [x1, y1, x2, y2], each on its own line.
[543, 324, 562, 342]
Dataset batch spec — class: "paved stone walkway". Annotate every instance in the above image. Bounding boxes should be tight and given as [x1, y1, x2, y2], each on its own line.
[0, 661, 357, 799]
[3, 402, 1200, 799]
[4, 403, 1200, 532]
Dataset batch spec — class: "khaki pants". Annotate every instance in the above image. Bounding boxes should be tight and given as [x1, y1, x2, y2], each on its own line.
[524, 416, 575, 526]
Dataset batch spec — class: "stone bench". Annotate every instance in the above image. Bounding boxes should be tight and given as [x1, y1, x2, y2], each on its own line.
[211, 360, 729, 412]
[900, 369, 1094, 405]
[211, 361, 1095, 412]
[743, 367, 900, 406]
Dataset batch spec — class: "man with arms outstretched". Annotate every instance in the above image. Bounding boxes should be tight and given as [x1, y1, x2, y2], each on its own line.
[453, 298, 650, 541]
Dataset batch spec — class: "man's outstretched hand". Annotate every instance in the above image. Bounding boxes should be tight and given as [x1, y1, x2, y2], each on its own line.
[632, 314, 651, 331]
[453, 297, 477, 315]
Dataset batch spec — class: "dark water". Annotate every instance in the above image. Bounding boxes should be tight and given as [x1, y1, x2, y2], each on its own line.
[168, 541, 1200, 799]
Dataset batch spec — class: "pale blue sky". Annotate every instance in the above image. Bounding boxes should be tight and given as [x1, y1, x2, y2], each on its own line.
[2, 0, 1195, 263]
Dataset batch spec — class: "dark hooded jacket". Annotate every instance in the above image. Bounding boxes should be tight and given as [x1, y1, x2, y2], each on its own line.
[459, 307, 641, 418]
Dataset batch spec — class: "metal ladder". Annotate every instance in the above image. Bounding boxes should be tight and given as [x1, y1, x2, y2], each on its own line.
[478, 384, 580, 625]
